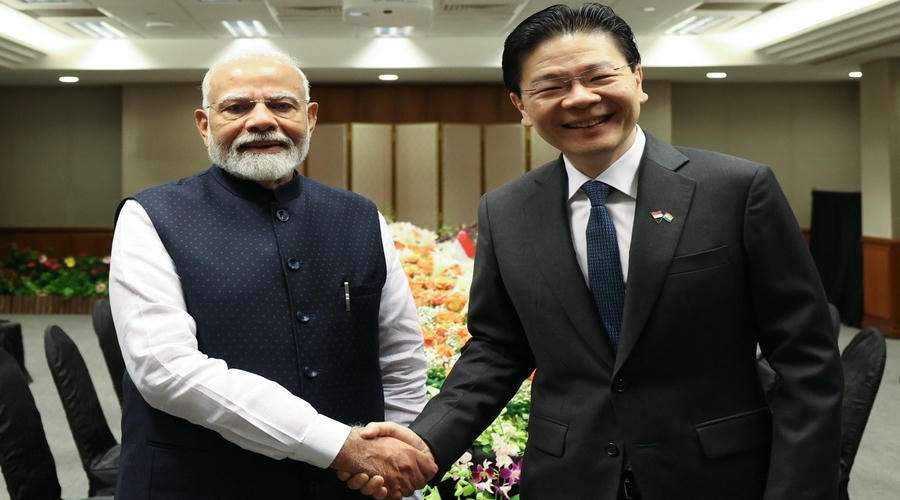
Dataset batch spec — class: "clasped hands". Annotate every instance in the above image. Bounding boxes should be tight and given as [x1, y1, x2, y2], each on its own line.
[331, 422, 437, 499]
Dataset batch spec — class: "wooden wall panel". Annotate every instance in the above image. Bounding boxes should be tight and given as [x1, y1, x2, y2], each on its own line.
[862, 237, 900, 337]
[441, 124, 482, 228]
[529, 128, 560, 170]
[484, 125, 527, 192]
[350, 124, 394, 214]
[312, 84, 520, 124]
[395, 124, 440, 229]
[0, 228, 113, 259]
[306, 124, 349, 189]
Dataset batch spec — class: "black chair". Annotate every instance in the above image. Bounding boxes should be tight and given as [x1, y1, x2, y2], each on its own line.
[0, 320, 32, 383]
[828, 303, 841, 340]
[838, 327, 887, 500]
[91, 299, 125, 406]
[44, 325, 119, 497]
[0, 348, 62, 500]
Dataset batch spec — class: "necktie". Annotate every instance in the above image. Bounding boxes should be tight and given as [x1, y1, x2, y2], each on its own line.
[582, 180, 625, 351]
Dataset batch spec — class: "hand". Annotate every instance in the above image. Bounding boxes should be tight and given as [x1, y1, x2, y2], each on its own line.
[331, 427, 437, 497]
[338, 423, 437, 498]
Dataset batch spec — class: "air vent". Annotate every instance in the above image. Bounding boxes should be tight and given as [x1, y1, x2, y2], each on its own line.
[442, 2, 519, 16]
[662, 0, 788, 35]
[26, 8, 105, 18]
[696, 2, 787, 13]
[277, 5, 342, 19]
[0, 35, 44, 69]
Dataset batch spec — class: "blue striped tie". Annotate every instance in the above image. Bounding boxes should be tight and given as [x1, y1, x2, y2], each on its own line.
[582, 180, 625, 351]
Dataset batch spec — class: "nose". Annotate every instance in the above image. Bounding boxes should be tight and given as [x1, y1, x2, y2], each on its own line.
[244, 101, 278, 133]
[561, 79, 601, 109]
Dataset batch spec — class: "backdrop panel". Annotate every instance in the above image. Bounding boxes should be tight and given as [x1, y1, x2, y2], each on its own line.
[529, 128, 559, 170]
[395, 123, 440, 229]
[350, 123, 394, 215]
[306, 124, 349, 189]
[484, 124, 527, 192]
[441, 124, 482, 228]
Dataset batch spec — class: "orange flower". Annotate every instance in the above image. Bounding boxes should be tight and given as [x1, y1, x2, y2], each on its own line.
[434, 277, 455, 290]
[454, 327, 471, 343]
[437, 344, 455, 359]
[444, 294, 467, 312]
[435, 310, 465, 324]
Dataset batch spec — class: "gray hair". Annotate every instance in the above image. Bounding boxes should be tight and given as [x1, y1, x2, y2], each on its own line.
[201, 47, 311, 108]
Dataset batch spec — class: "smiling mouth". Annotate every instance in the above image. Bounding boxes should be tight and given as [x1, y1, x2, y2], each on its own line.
[562, 114, 612, 129]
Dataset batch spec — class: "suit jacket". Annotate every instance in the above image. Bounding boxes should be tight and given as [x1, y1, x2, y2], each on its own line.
[410, 134, 842, 500]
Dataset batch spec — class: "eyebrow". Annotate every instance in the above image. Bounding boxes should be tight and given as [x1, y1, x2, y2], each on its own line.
[215, 91, 302, 102]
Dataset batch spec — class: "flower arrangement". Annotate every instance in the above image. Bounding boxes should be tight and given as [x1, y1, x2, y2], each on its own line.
[0, 246, 110, 298]
[390, 223, 530, 500]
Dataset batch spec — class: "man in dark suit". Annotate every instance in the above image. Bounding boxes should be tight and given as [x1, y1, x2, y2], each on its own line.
[348, 3, 842, 499]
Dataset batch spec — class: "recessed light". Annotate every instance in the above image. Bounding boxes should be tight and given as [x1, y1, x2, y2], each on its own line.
[59, 76, 79, 83]
[145, 21, 175, 29]
[643, 7, 656, 12]
[221, 19, 269, 38]
[706, 72, 727, 79]
[348, 11, 363, 17]
[379, 74, 399, 81]
[373, 26, 413, 37]
[849, 71, 862, 79]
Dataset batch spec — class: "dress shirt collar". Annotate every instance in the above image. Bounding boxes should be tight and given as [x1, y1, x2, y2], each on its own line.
[564, 125, 645, 201]
[211, 164, 303, 203]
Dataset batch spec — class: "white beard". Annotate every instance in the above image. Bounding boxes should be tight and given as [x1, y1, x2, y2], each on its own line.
[208, 130, 310, 182]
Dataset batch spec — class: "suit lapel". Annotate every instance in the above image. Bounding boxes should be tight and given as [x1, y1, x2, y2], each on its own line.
[525, 159, 616, 370]
[614, 135, 696, 373]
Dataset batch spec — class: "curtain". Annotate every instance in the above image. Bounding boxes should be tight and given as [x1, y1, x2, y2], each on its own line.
[809, 191, 862, 326]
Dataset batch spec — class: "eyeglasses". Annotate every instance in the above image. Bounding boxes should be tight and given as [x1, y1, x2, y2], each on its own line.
[207, 97, 309, 122]
[522, 63, 634, 100]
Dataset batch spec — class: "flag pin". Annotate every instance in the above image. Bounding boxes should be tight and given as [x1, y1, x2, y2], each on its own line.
[663, 212, 675, 223]
[650, 210, 664, 223]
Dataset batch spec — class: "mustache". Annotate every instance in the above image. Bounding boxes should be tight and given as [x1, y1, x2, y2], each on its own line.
[232, 131, 293, 151]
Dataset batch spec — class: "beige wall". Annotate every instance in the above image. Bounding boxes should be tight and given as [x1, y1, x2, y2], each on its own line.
[860, 60, 900, 238]
[121, 84, 210, 196]
[672, 82, 860, 228]
[0, 86, 122, 227]
[2, 81, 861, 230]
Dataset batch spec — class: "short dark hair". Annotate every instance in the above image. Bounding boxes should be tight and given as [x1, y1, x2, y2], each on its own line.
[502, 3, 641, 96]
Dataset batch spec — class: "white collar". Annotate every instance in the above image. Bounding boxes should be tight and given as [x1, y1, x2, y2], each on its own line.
[565, 125, 645, 201]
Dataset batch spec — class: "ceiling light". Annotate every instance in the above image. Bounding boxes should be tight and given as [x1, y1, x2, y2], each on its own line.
[643, 7, 656, 13]
[373, 25, 413, 37]
[348, 11, 363, 17]
[67, 20, 128, 39]
[706, 72, 727, 79]
[58, 75, 79, 83]
[221, 19, 269, 38]
[145, 21, 175, 29]
[22, 0, 68, 3]
[379, 74, 399, 81]
[849, 71, 862, 79]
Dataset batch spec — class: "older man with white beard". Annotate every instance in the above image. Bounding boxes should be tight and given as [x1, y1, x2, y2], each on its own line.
[109, 49, 435, 500]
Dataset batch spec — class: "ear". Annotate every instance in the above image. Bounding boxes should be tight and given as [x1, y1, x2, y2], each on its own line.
[194, 108, 210, 144]
[509, 92, 533, 127]
[306, 100, 319, 134]
[633, 64, 649, 104]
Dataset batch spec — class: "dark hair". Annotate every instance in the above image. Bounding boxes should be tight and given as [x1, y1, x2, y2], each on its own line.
[502, 3, 641, 96]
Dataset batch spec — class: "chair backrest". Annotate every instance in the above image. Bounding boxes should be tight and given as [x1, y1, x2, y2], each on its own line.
[43, 325, 118, 497]
[0, 321, 31, 383]
[92, 298, 125, 406]
[839, 327, 887, 497]
[0, 348, 62, 500]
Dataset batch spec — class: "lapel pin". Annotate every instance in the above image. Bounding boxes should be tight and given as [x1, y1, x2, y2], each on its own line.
[663, 212, 675, 223]
[650, 210, 664, 224]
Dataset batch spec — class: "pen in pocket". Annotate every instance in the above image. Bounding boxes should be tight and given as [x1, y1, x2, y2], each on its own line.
[344, 281, 350, 312]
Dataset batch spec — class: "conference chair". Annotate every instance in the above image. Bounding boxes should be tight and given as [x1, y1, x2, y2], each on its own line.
[0, 319, 31, 383]
[838, 327, 887, 500]
[91, 298, 125, 406]
[0, 347, 62, 500]
[44, 325, 119, 497]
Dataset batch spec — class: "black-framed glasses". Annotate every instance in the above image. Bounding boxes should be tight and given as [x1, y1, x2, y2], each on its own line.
[522, 63, 634, 99]
[207, 97, 309, 121]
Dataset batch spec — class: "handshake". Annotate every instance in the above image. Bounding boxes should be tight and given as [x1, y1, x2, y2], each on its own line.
[330, 422, 439, 499]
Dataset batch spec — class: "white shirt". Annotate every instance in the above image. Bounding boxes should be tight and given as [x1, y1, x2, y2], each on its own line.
[565, 125, 645, 283]
[110, 198, 427, 469]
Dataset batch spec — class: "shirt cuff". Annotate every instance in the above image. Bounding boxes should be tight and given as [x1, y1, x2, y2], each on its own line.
[299, 413, 353, 469]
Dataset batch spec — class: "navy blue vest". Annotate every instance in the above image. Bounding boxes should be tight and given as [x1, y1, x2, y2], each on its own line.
[117, 166, 386, 499]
